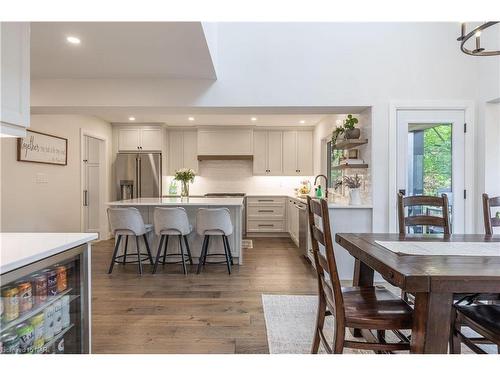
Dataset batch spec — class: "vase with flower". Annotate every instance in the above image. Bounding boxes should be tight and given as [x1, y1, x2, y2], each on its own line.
[174, 168, 196, 197]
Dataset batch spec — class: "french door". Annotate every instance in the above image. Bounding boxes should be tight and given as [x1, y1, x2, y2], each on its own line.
[397, 110, 466, 233]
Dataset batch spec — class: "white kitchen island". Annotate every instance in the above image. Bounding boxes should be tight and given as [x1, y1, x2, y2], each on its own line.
[107, 197, 245, 264]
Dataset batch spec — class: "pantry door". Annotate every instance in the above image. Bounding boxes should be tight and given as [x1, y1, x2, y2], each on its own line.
[82, 135, 104, 236]
[396, 110, 466, 234]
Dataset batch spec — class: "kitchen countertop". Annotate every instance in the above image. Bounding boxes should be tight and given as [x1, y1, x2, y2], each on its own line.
[108, 197, 244, 206]
[0, 232, 98, 274]
[247, 195, 372, 208]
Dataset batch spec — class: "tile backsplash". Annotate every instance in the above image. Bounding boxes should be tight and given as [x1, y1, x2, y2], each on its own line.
[163, 160, 312, 196]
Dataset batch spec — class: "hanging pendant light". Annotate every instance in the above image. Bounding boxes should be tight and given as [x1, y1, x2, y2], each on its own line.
[457, 22, 500, 56]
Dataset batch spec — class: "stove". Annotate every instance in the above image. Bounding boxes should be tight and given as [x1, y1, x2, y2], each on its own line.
[204, 193, 247, 236]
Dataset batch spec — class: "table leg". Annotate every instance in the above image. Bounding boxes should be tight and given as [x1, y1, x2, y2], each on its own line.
[351, 259, 375, 337]
[411, 292, 453, 353]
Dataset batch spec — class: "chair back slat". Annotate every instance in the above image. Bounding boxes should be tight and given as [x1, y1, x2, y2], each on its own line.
[307, 196, 344, 321]
[483, 193, 500, 235]
[397, 192, 451, 235]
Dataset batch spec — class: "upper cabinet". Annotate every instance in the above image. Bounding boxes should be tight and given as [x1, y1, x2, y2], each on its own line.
[168, 130, 198, 174]
[253, 131, 283, 175]
[118, 127, 162, 151]
[0, 22, 30, 137]
[282, 130, 313, 176]
[198, 129, 253, 155]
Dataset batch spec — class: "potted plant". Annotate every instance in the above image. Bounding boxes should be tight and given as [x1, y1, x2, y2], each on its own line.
[174, 168, 196, 197]
[343, 114, 360, 139]
[343, 174, 362, 205]
[331, 126, 344, 145]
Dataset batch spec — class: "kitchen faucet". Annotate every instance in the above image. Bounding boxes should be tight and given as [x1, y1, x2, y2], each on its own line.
[314, 174, 329, 199]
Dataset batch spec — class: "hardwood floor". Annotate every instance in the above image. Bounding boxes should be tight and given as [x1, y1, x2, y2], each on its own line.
[91, 237, 318, 353]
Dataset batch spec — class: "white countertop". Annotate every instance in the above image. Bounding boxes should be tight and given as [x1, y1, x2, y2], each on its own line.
[0, 232, 98, 274]
[108, 197, 244, 206]
[247, 195, 372, 209]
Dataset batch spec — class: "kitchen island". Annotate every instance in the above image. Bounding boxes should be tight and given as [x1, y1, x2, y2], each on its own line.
[107, 197, 245, 264]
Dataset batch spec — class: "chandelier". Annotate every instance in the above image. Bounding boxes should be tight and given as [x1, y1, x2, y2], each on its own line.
[457, 22, 500, 56]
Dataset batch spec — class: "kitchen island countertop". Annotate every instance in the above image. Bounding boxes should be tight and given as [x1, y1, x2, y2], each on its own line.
[108, 197, 244, 206]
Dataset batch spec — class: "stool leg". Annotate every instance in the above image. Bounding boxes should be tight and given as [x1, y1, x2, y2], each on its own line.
[162, 235, 169, 264]
[135, 236, 143, 275]
[223, 236, 234, 265]
[197, 235, 208, 274]
[108, 235, 122, 274]
[152, 235, 165, 274]
[222, 235, 232, 274]
[178, 235, 187, 275]
[184, 235, 193, 264]
[123, 235, 129, 265]
[143, 234, 154, 265]
[203, 236, 210, 265]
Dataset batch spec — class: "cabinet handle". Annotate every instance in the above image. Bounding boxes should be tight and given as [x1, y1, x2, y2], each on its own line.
[258, 199, 274, 202]
[258, 224, 274, 227]
[83, 190, 88, 206]
[258, 210, 274, 213]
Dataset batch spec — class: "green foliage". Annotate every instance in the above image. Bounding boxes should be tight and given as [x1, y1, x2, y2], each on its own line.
[422, 125, 452, 196]
[343, 114, 359, 130]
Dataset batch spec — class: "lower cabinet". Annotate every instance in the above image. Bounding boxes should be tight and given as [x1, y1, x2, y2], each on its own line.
[246, 196, 287, 233]
[287, 198, 300, 247]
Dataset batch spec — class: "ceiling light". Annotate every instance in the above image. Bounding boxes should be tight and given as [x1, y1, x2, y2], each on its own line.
[66, 36, 81, 45]
[457, 22, 499, 56]
[299, 120, 306, 124]
[188, 117, 195, 121]
[251, 117, 257, 122]
[128, 117, 136, 121]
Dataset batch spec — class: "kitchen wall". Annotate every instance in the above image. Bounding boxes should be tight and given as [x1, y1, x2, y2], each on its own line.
[0, 115, 113, 234]
[164, 159, 312, 196]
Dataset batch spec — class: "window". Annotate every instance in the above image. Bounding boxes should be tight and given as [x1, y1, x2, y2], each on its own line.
[326, 141, 343, 189]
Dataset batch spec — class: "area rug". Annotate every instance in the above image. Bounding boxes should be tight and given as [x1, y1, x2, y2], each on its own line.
[261, 294, 495, 354]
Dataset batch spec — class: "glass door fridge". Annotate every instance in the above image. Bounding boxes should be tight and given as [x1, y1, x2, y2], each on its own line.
[1, 244, 90, 354]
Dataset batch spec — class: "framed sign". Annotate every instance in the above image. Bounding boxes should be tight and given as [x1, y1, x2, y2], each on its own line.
[17, 130, 68, 166]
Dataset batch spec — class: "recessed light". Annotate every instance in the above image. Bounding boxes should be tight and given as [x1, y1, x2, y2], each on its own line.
[299, 120, 305, 124]
[128, 117, 136, 121]
[251, 117, 257, 122]
[188, 117, 195, 121]
[66, 36, 81, 45]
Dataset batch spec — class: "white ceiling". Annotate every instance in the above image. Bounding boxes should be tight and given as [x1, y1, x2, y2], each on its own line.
[30, 106, 368, 126]
[30, 22, 216, 79]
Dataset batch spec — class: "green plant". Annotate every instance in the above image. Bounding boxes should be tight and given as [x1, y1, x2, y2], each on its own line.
[174, 168, 196, 183]
[343, 114, 359, 130]
[343, 174, 362, 189]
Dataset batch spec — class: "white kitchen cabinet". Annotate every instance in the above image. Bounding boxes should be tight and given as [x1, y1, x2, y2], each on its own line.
[253, 131, 283, 175]
[168, 130, 198, 174]
[287, 198, 300, 247]
[247, 196, 286, 233]
[282, 130, 313, 176]
[118, 127, 162, 151]
[0, 22, 30, 137]
[198, 129, 253, 155]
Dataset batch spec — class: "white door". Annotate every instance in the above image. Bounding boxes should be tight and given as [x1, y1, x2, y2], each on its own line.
[282, 131, 297, 175]
[183, 130, 198, 171]
[118, 128, 140, 151]
[83, 135, 103, 235]
[253, 131, 268, 174]
[296, 131, 313, 175]
[397, 110, 465, 233]
[140, 128, 162, 151]
[168, 130, 184, 174]
[267, 131, 283, 175]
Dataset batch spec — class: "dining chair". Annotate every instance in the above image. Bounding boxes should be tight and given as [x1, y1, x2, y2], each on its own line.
[307, 196, 413, 354]
[482, 193, 500, 235]
[450, 296, 500, 354]
[397, 192, 451, 235]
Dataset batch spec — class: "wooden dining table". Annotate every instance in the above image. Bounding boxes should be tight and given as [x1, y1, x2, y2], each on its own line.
[335, 233, 500, 354]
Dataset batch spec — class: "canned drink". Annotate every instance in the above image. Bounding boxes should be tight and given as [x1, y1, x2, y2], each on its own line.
[1, 286, 19, 322]
[30, 313, 45, 352]
[46, 269, 58, 296]
[16, 281, 33, 314]
[32, 273, 48, 305]
[16, 323, 34, 354]
[61, 295, 70, 328]
[1, 332, 20, 354]
[53, 300, 62, 335]
[56, 265, 67, 293]
[43, 305, 55, 341]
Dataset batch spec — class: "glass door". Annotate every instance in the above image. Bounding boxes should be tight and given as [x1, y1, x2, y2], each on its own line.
[397, 110, 466, 233]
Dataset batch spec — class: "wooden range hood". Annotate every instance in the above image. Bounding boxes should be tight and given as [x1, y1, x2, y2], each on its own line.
[197, 155, 254, 161]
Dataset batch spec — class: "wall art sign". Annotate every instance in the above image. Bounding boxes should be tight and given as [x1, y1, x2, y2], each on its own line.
[17, 130, 68, 165]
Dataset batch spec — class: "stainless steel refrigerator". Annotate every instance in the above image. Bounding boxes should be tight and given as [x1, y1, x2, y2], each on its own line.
[116, 153, 161, 199]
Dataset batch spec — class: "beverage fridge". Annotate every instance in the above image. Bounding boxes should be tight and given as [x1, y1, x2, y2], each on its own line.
[116, 153, 162, 200]
[0, 245, 90, 354]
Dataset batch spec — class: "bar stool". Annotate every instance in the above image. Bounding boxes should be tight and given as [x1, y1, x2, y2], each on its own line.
[107, 207, 154, 275]
[196, 208, 234, 275]
[152, 207, 193, 275]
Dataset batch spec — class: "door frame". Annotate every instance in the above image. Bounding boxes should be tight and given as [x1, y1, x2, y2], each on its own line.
[388, 101, 475, 233]
[80, 130, 108, 240]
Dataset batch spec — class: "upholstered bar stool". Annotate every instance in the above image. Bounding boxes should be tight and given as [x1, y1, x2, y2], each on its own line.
[196, 208, 234, 275]
[152, 207, 193, 275]
[107, 207, 154, 275]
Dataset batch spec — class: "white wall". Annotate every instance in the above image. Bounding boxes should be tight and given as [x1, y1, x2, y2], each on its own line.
[31, 23, 481, 231]
[0, 115, 112, 234]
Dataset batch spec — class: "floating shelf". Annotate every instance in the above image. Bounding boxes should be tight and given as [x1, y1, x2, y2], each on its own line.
[333, 139, 368, 150]
[332, 164, 369, 170]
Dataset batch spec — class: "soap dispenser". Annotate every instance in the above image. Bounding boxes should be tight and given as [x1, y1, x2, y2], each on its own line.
[316, 185, 323, 198]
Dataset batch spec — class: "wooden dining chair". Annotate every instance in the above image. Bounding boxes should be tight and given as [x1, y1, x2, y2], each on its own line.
[307, 196, 413, 354]
[482, 193, 500, 235]
[398, 192, 451, 235]
[450, 298, 500, 354]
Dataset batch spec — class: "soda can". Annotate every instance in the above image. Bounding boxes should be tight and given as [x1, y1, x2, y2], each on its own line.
[43, 305, 55, 341]
[1, 332, 20, 354]
[32, 273, 48, 305]
[53, 299, 62, 335]
[46, 269, 58, 296]
[1, 286, 19, 322]
[30, 313, 45, 353]
[56, 265, 68, 293]
[15, 323, 34, 354]
[16, 281, 33, 314]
